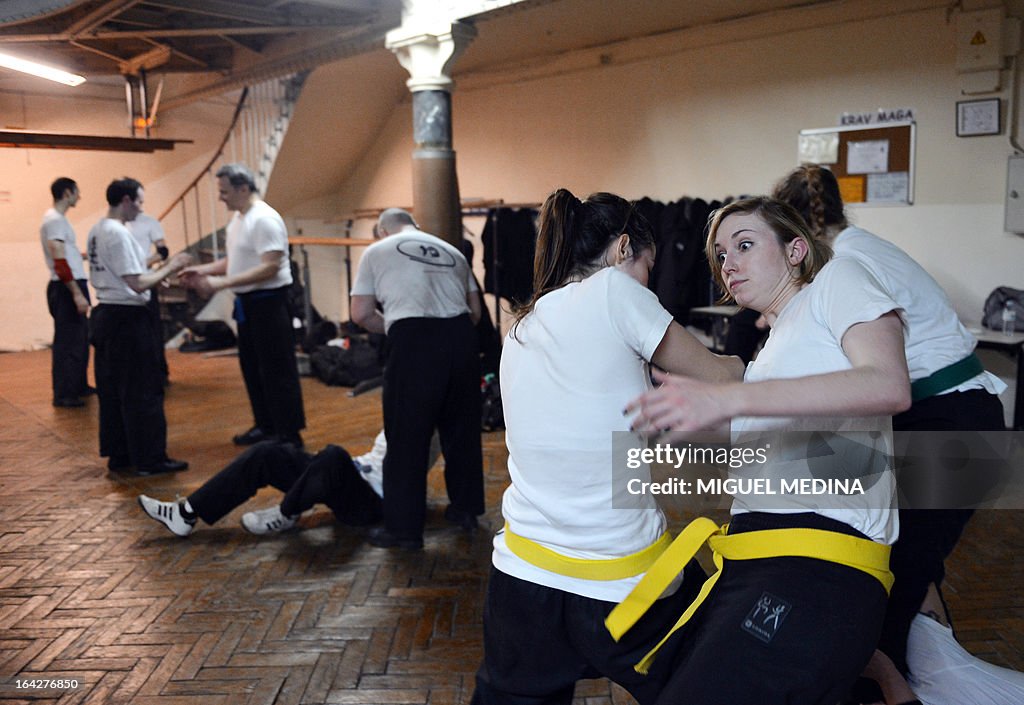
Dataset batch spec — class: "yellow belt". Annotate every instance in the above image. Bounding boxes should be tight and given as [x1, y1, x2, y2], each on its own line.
[604, 517, 894, 674]
[503, 523, 673, 581]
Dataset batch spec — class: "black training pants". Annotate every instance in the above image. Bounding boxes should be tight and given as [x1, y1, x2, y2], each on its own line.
[187, 441, 382, 526]
[47, 279, 90, 400]
[382, 314, 484, 540]
[655, 512, 888, 705]
[90, 303, 166, 467]
[471, 561, 708, 705]
[881, 388, 1006, 673]
[235, 287, 306, 437]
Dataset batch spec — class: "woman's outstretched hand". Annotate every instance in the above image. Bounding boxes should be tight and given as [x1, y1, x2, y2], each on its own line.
[625, 369, 735, 441]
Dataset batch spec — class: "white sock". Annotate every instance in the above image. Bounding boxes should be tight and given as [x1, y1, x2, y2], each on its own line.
[907, 613, 1024, 705]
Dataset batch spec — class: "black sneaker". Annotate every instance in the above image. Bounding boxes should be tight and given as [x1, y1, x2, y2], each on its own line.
[136, 457, 189, 476]
[53, 397, 85, 408]
[107, 455, 133, 472]
[444, 505, 479, 533]
[367, 527, 423, 550]
[232, 427, 268, 446]
[274, 432, 304, 450]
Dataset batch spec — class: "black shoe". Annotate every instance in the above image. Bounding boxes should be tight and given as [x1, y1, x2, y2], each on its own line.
[444, 505, 479, 533]
[367, 527, 423, 550]
[107, 455, 133, 472]
[232, 427, 268, 446]
[79, 386, 97, 397]
[136, 457, 189, 476]
[275, 433, 304, 450]
[53, 397, 85, 408]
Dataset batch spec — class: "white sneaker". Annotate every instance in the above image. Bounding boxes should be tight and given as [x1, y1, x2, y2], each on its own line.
[240, 506, 297, 535]
[907, 612, 1024, 705]
[138, 495, 195, 537]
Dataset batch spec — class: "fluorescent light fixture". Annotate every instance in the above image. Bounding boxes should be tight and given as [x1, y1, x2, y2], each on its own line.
[0, 51, 85, 87]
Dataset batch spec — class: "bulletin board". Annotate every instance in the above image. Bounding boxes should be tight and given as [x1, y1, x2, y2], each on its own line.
[797, 122, 915, 206]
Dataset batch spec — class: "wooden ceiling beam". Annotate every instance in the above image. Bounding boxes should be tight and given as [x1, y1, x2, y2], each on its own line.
[0, 24, 349, 42]
[144, 0, 299, 27]
[164, 42, 209, 69]
[218, 33, 264, 55]
[65, 0, 143, 37]
[0, 130, 191, 152]
[118, 43, 172, 74]
[68, 38, 127, 63]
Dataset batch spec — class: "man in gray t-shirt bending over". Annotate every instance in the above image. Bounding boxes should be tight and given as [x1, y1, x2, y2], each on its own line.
[350, 208, 484, 549]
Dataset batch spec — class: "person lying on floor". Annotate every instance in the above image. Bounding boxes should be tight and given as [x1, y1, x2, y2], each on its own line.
[859, 582, 1024, 705]
[137, 431, 448, 537]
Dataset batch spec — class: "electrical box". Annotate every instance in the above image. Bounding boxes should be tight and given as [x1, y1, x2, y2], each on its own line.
[957, 8, 1004, 72]
[1004, 155, 1024, 233]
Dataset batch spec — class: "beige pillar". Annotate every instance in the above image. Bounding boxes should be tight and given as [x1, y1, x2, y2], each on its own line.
[386, 20, 476, 246]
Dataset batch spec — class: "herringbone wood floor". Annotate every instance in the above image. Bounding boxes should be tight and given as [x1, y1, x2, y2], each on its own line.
[0, 349, 1021, 704]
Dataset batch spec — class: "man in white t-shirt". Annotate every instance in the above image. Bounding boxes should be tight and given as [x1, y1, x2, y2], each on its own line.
[127, 212, 170, 385]
[88, 178, 191, 476]
[180, 163, 305, 448]
[40, 177, 91, 407]
[350, 208, 484, 549]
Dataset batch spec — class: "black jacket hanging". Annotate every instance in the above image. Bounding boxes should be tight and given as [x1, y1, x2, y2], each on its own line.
[482, 208, 537, 306]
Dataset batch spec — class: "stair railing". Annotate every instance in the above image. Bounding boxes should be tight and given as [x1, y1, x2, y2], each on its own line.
[158, 72, 308, 261]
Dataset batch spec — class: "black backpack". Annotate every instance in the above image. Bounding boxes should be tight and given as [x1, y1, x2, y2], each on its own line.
[982, 287, 1024, 332]
[310, 337, 383, 387]
[481, 373, 504, 431]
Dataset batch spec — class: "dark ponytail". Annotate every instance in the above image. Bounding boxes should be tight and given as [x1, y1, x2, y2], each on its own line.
[772, 164, 847, 241]
[530, 188, 581, 304]
[512, 188, 655, 336]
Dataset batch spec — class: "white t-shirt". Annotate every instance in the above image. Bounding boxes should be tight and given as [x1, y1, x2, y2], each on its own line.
[87, 218, 149, 306]
[834, 226, 1004, 395]
[40, 208, 86, 281]
[127, 213, 165, 255]
[225, 200, 292, 294]
[731, 257, 901, 544]
[350, 229, 478, 333]
[493, 267, 674, 601]
[353, 430, 441, 498]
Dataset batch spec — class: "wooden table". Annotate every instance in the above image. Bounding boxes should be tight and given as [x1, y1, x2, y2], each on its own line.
[971, 327, 1024, 430]
[689, 305, 741, 352]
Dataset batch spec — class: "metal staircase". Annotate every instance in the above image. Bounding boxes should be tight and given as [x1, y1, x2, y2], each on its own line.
[157, 72, 309, 340]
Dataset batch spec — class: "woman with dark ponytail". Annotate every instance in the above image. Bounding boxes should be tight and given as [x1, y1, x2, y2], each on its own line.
[774, 164, 1021, 705]
[471, 189, 743, 705]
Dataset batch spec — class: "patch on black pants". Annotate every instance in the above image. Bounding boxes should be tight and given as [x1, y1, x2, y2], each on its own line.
[741, 592, 792, 643]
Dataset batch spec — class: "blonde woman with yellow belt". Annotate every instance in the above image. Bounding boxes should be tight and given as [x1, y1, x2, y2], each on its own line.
[469, 189, 743, 705]
[623, 197, 911, 705]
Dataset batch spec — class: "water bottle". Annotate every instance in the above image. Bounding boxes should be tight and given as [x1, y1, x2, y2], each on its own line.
[1002, 301, 1017, 335]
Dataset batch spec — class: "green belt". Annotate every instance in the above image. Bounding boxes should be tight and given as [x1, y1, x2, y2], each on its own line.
[910, 353, 983, 402]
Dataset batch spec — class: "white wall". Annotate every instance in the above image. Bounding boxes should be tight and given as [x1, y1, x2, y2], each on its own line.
[0, 90, 235, 351]
[10, 2, 1015, 378]
[284, 3, 1022, 331]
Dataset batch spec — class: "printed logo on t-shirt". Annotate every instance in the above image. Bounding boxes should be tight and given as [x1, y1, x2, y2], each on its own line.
[741, 592, 791, 643]
[396, 239, 456, 267]
[87, 238, 105, 272]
